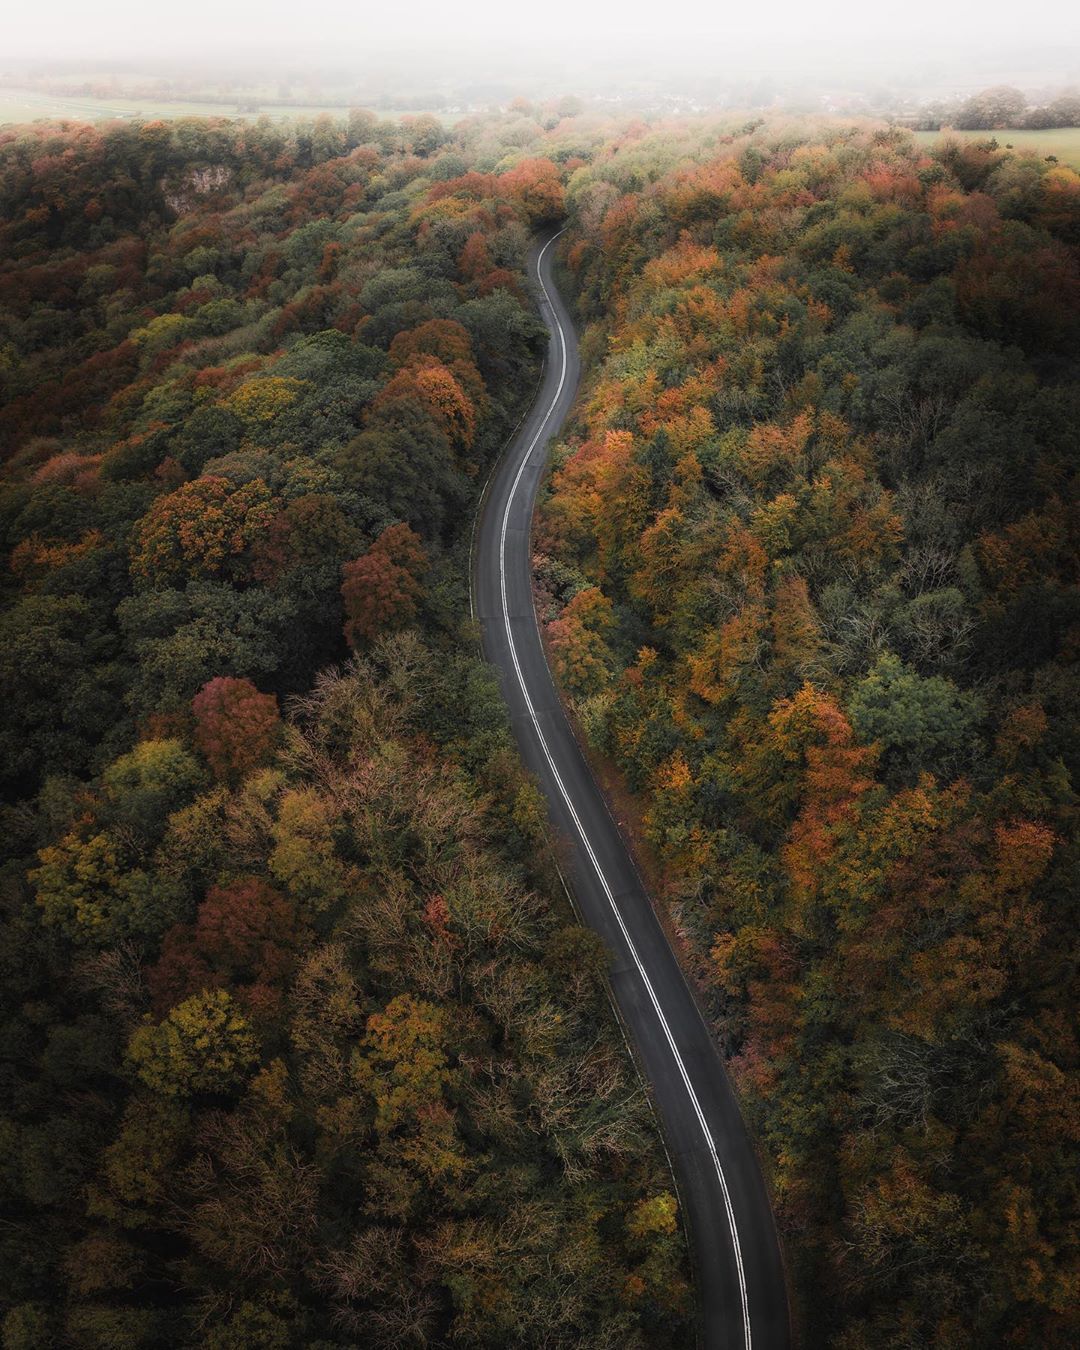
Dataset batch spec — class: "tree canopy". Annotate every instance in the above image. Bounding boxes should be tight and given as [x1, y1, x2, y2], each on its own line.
[540, 117, 1080, 1348]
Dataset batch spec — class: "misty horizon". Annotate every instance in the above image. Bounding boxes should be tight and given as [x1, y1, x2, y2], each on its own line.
[3, 0, 1079, 95]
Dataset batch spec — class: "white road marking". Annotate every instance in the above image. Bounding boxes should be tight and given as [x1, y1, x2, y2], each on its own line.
[497, 231, 753, 1350]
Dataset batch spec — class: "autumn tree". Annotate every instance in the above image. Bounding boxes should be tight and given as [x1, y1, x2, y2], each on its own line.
[101, 738, 205, 840]
[127, 990, 258, 1098]
[149, 878, 305, 1016]
[192, 676, 282, 782]
[32, 829, 182, 945]
[547, 586, 617, 697]
[341, 523, 428, 648]
[847, 654, 985, 778]
[372, 356, 477, 451]
[131, 476, 275, 587]
[503, 157, 565, 225]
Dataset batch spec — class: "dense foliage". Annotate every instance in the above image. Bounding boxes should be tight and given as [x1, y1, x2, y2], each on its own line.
[0, 111, 566, 793]
[0, 111, 693, 1346]
[4, 103, 1079, 1347]
[541, 122, 1080, 1346]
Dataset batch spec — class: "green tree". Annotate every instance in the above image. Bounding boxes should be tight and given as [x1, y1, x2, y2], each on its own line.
[954, 86, 1028, 129]
[102, 738, 205, 840]
[848, 653, 985, 777]
[32, 830, 181, 945]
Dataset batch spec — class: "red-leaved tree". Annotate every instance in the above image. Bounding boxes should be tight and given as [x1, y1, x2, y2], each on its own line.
[192, 677, 282, 782]
[148, 876, 305, 1016]
[341, 523, 428, 648]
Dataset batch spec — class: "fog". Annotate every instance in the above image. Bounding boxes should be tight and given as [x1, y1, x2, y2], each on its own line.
[3, 0, 1079, 98]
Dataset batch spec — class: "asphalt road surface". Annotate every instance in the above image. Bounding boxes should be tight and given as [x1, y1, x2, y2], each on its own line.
[473, 230, 792, 1350]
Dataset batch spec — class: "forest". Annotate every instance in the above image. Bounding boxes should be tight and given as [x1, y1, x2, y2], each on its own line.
[0, 110, 691, 1347]
[0, 101, 1078, 1348]
[540, 122, 1080, 1345]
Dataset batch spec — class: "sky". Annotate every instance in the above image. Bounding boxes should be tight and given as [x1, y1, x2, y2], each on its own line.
[3, 0, 1078, 85]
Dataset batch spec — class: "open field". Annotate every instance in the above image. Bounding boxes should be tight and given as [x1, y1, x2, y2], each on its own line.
[0, 86, 458, 127]
[913, 125, 1080, 167]
[0, 86, 358, 125]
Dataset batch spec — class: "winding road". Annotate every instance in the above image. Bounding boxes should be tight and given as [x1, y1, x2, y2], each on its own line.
[472, 231, 791, 1350]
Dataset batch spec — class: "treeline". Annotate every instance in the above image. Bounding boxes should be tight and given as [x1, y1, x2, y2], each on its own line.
[916, 84, 1080, 131]
[0, 112, 693, 1346]
[541, 123, 1080, 1345]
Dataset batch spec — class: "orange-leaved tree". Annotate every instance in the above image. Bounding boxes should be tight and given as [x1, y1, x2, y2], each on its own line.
[131, 475, 275, 587]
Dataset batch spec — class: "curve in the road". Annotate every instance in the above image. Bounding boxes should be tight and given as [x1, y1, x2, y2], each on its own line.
[473, 230, 791, 1350]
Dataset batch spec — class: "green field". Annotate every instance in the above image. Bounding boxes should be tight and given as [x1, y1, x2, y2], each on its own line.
[0, 86, 369, 127]
[0, 85, 459, 127]
[913, 125, 1080, 168]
